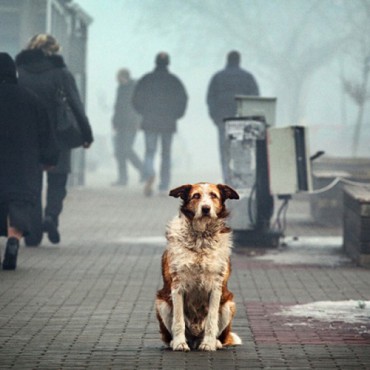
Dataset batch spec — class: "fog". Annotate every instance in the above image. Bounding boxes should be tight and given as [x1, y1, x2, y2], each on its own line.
[73, 0, 370, 187]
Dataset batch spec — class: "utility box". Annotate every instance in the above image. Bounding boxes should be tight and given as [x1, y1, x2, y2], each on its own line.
[267, 126, 312, 196]
[235, 96, 277, 125]
[226, 96, 277, 236]
[225, 96, 280, 247]
[225, 118, 265, 230]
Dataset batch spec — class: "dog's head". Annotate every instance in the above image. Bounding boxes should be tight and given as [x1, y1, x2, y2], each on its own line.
[169, 182, 239, 220]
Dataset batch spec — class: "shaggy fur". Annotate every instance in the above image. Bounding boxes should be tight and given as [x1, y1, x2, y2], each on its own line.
[156, 183, 242, 351]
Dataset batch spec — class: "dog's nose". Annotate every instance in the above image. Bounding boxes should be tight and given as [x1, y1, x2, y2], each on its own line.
[202, 206, 210, 215]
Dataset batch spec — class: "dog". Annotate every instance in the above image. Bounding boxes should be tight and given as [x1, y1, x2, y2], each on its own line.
[155, 182, 241, 351]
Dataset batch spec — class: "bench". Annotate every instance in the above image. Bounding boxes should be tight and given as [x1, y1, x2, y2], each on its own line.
[343, 185, 370, 267]
[310, 157, 370, 225]
[310, 170, 351, 225]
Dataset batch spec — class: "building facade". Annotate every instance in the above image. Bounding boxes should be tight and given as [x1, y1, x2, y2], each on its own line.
[0, 0, 92, 185]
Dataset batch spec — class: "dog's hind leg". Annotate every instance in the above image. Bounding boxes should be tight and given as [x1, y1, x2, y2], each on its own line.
[156, 299, 173, 345]
[217, 301, 242, 346]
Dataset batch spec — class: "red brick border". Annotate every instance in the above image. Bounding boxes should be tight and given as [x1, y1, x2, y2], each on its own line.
[246, 302, 370, 345]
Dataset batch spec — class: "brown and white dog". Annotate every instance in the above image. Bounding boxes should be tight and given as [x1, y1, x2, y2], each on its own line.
[155, 182, 241, 351]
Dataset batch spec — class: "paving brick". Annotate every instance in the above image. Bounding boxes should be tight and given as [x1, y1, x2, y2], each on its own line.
[0, 188, 369, 369]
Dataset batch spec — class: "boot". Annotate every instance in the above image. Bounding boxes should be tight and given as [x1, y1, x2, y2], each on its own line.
[43, 215, 60, 244]
[2, 237, 20, 270]
[144, 175, 155, 197]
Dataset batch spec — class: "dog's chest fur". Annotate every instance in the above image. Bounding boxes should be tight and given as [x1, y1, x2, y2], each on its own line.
[166, 215, 231, 292]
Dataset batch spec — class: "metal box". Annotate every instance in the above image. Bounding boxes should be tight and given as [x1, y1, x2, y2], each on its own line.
[235, 96, 277, 125]
[225, 118, 265, 230]
[267, 126, 312, 196]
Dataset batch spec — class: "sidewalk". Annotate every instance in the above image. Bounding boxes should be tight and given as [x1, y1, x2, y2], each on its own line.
[0, 187, 369, 369]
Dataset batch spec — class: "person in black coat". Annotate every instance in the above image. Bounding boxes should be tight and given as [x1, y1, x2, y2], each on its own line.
[0, 52, 58, 269]
[112, 68, 143, 186]
[206, 51, 259, 184]
[133, 52, 188, 196]
[15, 34, 94, 245]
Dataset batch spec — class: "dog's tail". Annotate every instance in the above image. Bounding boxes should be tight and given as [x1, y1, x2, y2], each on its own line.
[223, 332, 242, 346]
[230, 332, 242, 345]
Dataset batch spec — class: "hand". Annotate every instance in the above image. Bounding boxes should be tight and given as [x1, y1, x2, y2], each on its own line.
[83, 142, 91, 149]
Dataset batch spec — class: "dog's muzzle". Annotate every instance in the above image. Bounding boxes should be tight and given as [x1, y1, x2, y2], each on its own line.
[201, 206, 211, 216]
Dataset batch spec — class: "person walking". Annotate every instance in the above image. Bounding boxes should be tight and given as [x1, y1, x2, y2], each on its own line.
[112, 68, 143, 186]
[0, 52, 58, 269]
[206, 50, 259, 184]
[15, 34, 94, 245]
[133, 52, 188, 196]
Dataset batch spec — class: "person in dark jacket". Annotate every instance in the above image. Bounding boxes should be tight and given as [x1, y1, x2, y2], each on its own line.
[133, 52, 188, 196]
[112, 68, 143, 186]
[15, 34, 94, 245]
[0, 52, 58, 270]
[206, 51, 259, 184]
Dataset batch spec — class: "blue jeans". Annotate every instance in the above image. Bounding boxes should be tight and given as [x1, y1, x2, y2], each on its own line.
[143, 131, 173, 191]
[114, 129, 143, 184]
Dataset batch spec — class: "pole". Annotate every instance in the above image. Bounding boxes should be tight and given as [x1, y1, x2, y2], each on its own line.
[46, 0, 52, 34]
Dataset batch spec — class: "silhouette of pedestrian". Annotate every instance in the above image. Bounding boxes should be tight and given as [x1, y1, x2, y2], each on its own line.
[206, 51, 259, 184]
[0, 52, 58, 269]
[133, 52, 188, 196]
[16, 34, 94, 245]
[112, 68, 143, 186]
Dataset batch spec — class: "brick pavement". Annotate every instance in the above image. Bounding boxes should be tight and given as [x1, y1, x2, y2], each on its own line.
[0, 187, 369, 369]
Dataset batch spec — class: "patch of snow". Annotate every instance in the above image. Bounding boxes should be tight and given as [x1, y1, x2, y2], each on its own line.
[255, 236, 350, 266]
[284, 322, 310, 327]
[276, 300, 370, 324]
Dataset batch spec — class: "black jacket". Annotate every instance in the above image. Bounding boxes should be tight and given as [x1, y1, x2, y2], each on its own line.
[132, 66, 188, 133]
[15, 49, 93, 173]
[0, 80, 58, 204]
[206, 63, 259, 125]
[112, 79, 140, 132]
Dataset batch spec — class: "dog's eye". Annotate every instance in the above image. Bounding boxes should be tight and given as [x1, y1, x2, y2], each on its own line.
[192, 193, 201, 199]
[210, 192, 218, 199]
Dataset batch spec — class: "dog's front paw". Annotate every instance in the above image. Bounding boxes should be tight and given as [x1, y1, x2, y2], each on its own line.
[171, 338, 190, 352]
[199, 338, 217, 351]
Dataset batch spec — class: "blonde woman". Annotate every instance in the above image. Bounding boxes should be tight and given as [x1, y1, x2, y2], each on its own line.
[15, 34, 94, 246]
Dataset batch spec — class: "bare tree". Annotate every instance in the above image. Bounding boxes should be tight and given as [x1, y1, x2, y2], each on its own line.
[341, 0, 370, 156]
[126, 0, 348, 124]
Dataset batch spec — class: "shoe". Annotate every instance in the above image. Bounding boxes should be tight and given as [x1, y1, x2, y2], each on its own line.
[25, 228, 43, 247]
[24, 234, 42, 247]
[43, 216, 60, 244]
[144, 176, 155, 197]
[2, 237, 20, 270]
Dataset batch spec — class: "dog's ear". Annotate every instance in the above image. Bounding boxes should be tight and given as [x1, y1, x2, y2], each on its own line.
[217, 184, 240, 200]
[169, 184, 192, 200]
